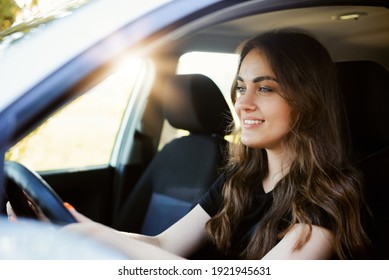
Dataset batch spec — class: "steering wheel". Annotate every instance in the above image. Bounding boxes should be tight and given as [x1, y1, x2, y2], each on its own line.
[3, 161, 77, 225]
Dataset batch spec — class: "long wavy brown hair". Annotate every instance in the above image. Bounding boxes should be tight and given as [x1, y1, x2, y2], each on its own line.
[205, 29, 370, 259]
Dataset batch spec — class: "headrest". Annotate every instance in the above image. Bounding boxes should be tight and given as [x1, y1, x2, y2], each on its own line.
[163, 74, 232, 135]
[336, 61, 389, 161]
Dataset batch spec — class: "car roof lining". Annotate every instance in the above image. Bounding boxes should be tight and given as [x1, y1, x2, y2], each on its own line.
[176, 5, 389, 69]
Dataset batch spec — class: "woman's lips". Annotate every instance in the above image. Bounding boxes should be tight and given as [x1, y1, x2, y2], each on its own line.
[244, 119, 264, 125]
[242, 119, 265, 128]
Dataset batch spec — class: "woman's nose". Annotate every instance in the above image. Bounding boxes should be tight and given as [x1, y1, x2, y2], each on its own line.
[235, 91, 257, 112]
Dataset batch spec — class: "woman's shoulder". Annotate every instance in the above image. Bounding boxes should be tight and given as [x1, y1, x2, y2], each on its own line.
[198, 174, 226, 217]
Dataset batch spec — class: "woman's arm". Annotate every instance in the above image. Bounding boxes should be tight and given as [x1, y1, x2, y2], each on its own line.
[64, 204, 210, 259]
[262, 224, 334, 260]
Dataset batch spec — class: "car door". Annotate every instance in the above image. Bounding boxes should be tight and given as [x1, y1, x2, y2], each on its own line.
[5, 58, 153, 224]
[1, 0, 233, 224]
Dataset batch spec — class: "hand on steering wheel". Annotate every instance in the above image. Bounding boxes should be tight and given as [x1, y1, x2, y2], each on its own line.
[3, 161, 77, 225]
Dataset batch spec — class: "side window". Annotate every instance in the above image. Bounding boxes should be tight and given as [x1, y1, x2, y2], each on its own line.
[6, 58, 147, 171]
[177, 51, 239, 101]
[159, 51, 239, 149]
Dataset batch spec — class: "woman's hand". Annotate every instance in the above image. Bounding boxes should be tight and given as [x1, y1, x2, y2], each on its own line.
[6, 201, 17, 222]
[6, 200, 50, 222]
[61, 203, 116, 238]
[62, 204, 186, 260]
[61, 204, 142, 257]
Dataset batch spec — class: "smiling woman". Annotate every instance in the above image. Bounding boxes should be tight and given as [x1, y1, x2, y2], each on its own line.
[51, 29, 371, 261]
[234, 49, 292, 151]
[0, 0, 388, 265]
[202, 29, 371, 260]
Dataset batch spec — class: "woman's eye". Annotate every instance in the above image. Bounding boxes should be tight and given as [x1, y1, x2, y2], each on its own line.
[236, 86, 246, 96]
[258, 86, 273, 93]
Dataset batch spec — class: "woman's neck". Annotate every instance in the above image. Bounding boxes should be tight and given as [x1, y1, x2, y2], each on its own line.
[262, 149, 292, 193]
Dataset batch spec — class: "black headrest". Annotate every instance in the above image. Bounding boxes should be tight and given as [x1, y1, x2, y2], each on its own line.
[163, 74, 232, 135]
[336, 61, 389, 161]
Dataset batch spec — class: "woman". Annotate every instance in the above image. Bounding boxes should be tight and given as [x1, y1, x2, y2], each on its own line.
[198, 29, 370, 259]
[9, 29, 371, 259]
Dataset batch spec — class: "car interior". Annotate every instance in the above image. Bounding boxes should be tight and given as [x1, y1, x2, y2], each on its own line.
[2, 2, 389, 259]
[112, 73, 232, 235]
[336, 60, 389, 259]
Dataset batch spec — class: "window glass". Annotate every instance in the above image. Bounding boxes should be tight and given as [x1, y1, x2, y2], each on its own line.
[176, 51, 239, 103]
[159, 51, 239, 149]
[6, 58, 146, 171]
[0, 0, 90, 52]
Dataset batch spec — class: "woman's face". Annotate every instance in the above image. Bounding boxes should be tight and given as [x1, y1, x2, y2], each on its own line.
[234, 49, 293, 151]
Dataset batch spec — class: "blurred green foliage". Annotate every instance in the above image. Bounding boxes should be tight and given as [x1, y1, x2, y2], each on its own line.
[0, 0, 89, 43]
[0, 0, 21, 31]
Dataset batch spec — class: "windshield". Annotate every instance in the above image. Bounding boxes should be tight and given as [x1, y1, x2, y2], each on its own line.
[0, 0, 91, 51]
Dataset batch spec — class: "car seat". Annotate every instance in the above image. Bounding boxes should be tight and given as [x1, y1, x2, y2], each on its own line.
[112, 74, 232, 235]
[336, 60, 389, 259]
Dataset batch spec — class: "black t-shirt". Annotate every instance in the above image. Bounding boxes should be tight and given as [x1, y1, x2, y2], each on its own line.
[199, 175, 273, 217]
[195, 174, 334, 259]
[195, 175, 274, 259]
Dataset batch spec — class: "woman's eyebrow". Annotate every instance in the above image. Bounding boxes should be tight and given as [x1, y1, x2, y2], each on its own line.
[236, 75, 278, 83]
